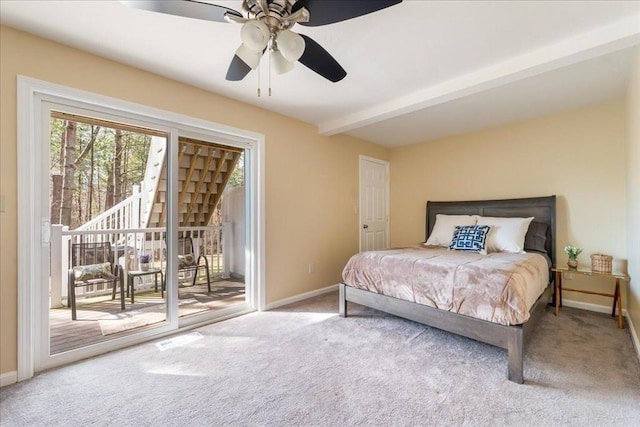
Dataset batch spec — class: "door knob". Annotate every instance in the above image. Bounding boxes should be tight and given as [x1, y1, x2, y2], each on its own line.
[363, 224, 369, 229]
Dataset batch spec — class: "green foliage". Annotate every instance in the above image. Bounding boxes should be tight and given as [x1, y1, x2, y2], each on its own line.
[563, 246, 583, 260]
[50, 117, 151, 227]
[228, 152, 245, 188]
[51, 115, 246, 229]
[49, 118, 65, 173]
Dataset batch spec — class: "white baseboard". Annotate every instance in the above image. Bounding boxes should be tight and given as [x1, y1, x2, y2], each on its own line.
[265, 284, 339, 311]
[627, 315, 640, 364]
[561, 298, 627, 316]
[0, 371, 17, 388]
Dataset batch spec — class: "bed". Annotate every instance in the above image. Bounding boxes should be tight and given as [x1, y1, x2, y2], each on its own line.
[339, 196, 556, 384]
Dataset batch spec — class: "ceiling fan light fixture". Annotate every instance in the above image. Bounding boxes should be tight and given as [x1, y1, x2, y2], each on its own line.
[122, 0, 404, 84]
[235, 44, 263, 69]
[276, 30, 305, 62]
[271, 49, 295, 75]
[240, 20, 270, 51]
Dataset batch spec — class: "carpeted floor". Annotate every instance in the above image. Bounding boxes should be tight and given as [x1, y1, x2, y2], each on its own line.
[1, 291, 639, 426]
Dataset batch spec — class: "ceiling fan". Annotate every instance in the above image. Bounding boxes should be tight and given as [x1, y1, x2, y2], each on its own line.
[120, 0, 402, 84]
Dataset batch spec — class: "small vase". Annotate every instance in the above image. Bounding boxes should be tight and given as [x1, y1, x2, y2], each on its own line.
[567, 259, 578, 269]
[140, 262, 150, 271]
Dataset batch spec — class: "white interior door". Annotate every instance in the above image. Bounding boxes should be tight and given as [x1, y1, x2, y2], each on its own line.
[359, 156, 389, 252]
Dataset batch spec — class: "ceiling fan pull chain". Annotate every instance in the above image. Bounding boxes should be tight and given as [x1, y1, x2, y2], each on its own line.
[268, 48, 272, 96]
[257, 59, 261, 97]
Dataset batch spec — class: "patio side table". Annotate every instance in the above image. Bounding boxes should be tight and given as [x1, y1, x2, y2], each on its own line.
[127, 268, 164, 304]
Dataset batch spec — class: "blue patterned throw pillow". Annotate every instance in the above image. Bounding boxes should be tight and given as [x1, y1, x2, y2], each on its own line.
[449, 225, 491, 255]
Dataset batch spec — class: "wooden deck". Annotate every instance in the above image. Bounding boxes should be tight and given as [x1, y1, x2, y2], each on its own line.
[50, 279, 245, 354]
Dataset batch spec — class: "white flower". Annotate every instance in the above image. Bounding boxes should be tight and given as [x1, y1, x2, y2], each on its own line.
[564, 245, 583, 259]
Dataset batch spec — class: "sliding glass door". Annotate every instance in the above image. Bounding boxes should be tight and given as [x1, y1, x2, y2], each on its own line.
[47, 109, 171, 354]
[43, 103, 171, 362]
[17, 78, 262, 377]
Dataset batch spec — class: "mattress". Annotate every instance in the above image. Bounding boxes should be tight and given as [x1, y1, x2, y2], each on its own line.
[342, 246, 550, 325]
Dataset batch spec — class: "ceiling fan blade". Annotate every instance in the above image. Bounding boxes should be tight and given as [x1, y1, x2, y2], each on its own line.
[293, 0, 402, 27]
[119, 0, 242, 22]
[226, 55, 252, 81]
[297, 34, 346, 83]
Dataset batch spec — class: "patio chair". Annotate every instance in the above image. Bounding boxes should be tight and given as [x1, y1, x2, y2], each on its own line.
[176, 237, 211, 292]
[68, 242, 125, 320]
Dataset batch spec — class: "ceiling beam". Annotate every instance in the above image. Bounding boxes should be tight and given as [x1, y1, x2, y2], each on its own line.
[318, 15, 640, 137]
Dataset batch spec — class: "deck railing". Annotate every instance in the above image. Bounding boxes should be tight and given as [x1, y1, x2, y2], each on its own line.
[50, 224, 231, 308]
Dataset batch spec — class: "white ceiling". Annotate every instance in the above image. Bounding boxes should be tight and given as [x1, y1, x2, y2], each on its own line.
[2, 1, 639, 147]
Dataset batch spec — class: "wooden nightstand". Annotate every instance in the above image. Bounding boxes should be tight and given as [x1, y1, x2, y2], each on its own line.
[551, 266, 629, 329]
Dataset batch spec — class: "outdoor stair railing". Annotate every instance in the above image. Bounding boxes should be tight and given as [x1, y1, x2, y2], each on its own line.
[76, 185, 143, 244]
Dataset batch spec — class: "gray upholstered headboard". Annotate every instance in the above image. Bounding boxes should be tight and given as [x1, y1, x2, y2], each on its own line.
[426, 196, 557, 266]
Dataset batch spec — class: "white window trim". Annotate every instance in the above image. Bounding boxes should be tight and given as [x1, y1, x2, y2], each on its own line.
[17, 75, 266, 381]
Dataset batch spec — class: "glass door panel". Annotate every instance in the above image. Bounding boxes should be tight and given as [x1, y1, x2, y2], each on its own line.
[172, 139, 247, 320]
[48, 111, 168, 354]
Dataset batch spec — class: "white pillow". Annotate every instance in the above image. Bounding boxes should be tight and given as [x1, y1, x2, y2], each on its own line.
[425, 214, 478, 247]
[476, 216, 534, 253]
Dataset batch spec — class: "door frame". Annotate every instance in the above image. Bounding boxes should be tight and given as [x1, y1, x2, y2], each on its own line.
[358, 155, 390, 252]
[16, 76, 266, 380]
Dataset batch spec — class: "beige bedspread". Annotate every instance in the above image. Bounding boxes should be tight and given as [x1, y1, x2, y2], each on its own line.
[342, 246, 550, 325]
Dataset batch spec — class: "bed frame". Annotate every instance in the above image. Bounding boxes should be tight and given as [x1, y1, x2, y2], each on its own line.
[339, 195, 556, 384]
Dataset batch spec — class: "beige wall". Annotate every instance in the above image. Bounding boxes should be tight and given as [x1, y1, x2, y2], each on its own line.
[389, 102, 628, 308]
[2, 24, 637, 378]
[626, 47, 640, 336]
[0, 26, 389, 376]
